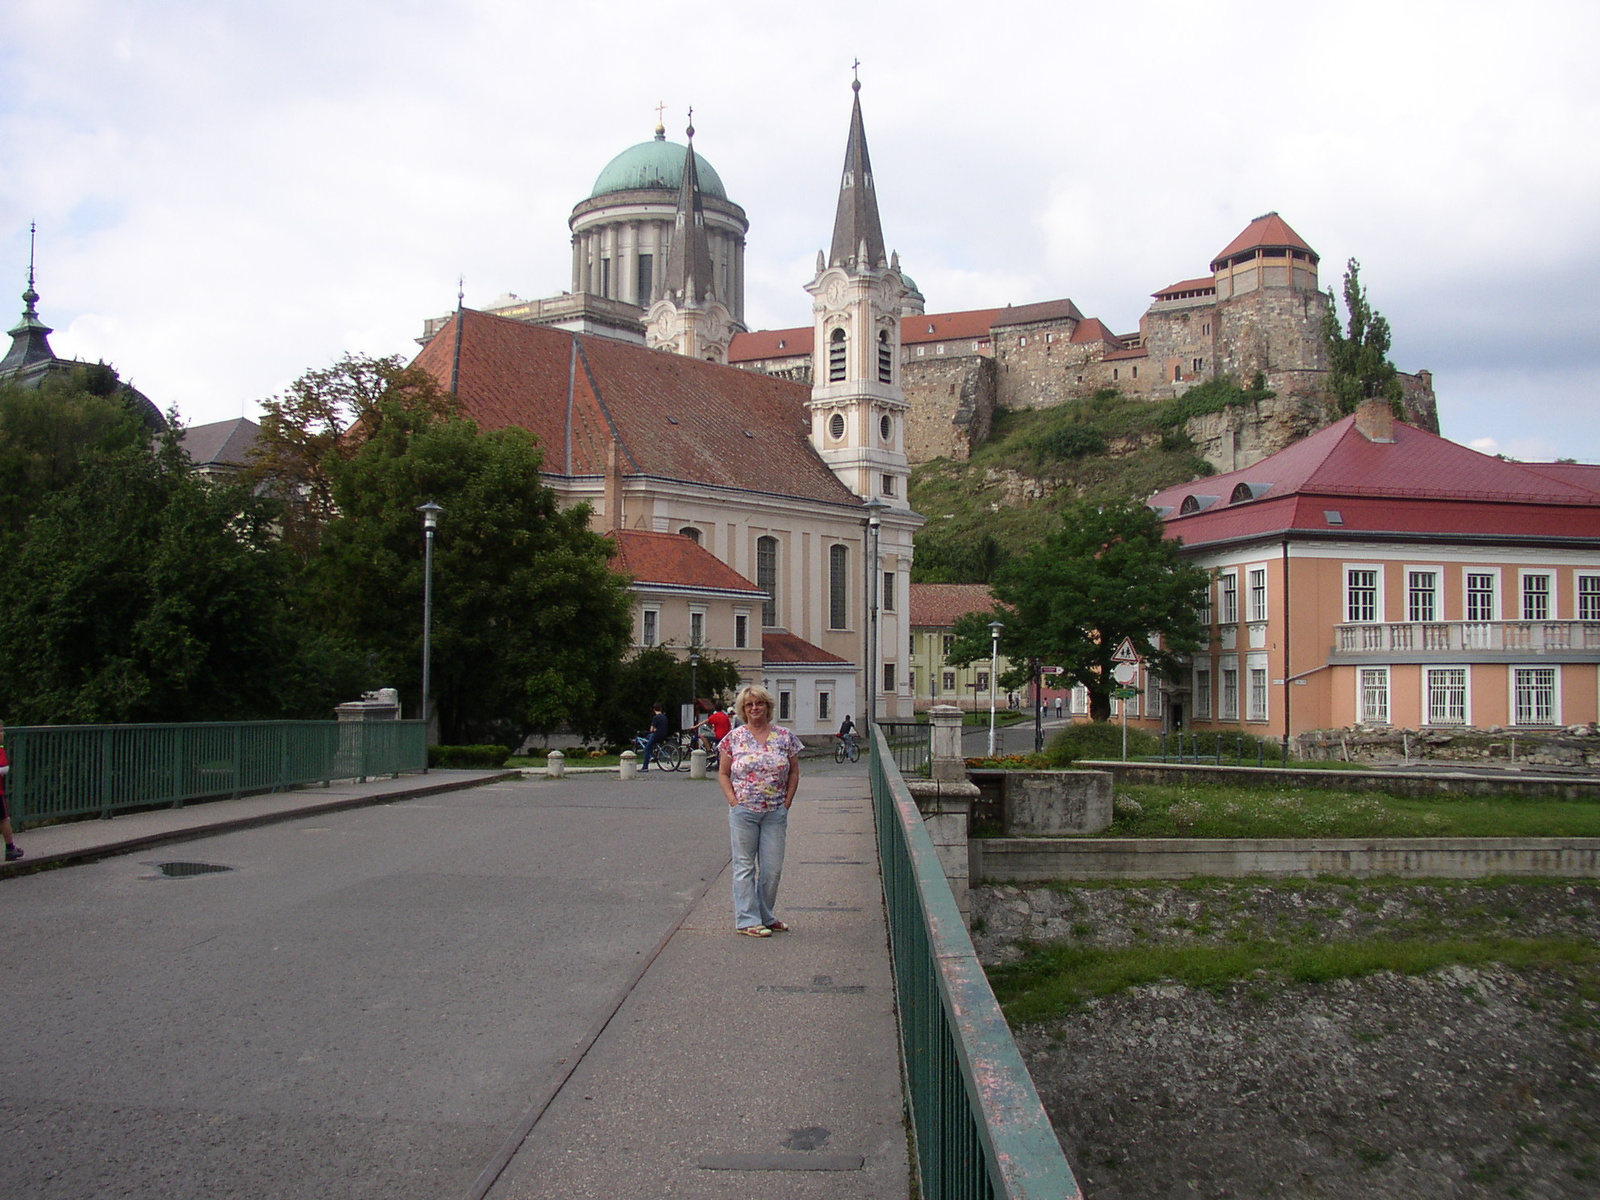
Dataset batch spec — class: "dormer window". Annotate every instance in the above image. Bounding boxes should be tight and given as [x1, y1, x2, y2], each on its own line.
[828, 328, 847, 382]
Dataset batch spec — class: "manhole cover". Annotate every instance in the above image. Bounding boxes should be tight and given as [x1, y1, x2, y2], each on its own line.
[154, 861, 234, 878]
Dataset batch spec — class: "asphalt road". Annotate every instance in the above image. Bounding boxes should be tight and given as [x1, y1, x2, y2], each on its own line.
[1, 772, 746, 1199]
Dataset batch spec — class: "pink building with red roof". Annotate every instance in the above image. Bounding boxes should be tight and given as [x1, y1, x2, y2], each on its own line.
[1146, 401, 1600, 740]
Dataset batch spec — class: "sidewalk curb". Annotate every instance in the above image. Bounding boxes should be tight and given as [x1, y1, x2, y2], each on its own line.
[0, 771, 521, 879]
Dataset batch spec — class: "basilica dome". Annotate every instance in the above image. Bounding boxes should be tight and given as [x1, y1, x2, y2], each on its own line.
[590, 130, 729, 201]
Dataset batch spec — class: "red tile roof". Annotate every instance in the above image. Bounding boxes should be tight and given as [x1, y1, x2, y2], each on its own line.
[728, 326, 812, 362]
[1210, 212, 1316, 267]
[608, 530, 765, 595]
[903, 308, 1005, 345]
[1152, 276, 1217, 299]
[414, 310, 862, 508]
[990, 298, 1085, 329]
[1517, 461, 1600, 495]
[762, 630, 852, 666]
[1102, 346, 1148, 361]
[1151, 414, 1600, 547]
[910, 583, 996, 627]
[1069, 317, 1121, 345]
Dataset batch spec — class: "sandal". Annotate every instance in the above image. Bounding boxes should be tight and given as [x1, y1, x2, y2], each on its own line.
[766, 920, 790, 932]
[738, 925, 772, 937]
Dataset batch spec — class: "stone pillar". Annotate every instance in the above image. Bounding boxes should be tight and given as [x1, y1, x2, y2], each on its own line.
[545, 750, 565, 779]
[907, 704, 979, 921]
[619, 751, 638, 781]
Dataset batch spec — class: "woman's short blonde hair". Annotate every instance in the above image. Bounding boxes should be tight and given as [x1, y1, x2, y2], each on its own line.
[734, 684, 776, 721]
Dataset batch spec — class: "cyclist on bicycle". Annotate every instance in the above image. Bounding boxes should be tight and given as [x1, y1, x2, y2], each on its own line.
[837, 714, 857, 752]
[641, 702, 669, 772]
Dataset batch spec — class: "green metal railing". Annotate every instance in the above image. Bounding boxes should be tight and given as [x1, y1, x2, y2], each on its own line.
[877, 720, 933, 777]
[871, 724, 1081, 1199]
[8, 720, 427, 829]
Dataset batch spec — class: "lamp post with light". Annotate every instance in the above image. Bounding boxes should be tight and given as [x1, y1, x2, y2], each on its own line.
[417, 501, 443, 741]
[689, 650, 699, 731]
[988, 620, 1003, 757]
[862, 499, 888, 729]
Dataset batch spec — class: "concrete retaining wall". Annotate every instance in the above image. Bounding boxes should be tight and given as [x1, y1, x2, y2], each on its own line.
[973, 836, 1600, 882]
[1081, 760, 1600, 802]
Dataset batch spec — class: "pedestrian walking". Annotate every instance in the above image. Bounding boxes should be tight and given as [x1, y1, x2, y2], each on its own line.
[717, 685, 802, 937]
[640, 702, 669, 772]
[1, 723, 21, 862]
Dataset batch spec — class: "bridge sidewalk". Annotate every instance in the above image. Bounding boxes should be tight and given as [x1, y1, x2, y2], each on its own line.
[0, 769, 515, 878]
[478, 769, 911, 1200]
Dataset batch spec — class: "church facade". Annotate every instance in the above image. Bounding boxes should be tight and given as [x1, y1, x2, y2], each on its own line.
[410, 84, 922, 730]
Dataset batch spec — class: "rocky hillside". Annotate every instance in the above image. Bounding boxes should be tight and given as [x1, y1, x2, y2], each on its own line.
[910, 379, 1338, 582]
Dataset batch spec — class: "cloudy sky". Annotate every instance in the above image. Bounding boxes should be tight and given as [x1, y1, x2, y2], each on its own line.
[4, 0, 1596, 460]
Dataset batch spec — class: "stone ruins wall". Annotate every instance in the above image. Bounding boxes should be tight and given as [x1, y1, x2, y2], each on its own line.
[902, 354, 996, 464]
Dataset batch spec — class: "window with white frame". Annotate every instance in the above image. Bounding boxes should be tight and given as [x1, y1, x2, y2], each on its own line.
[1071, 685, 1089, 715]
[1148, 685, 1164, 717]
[882, 571, 896, 612]
[689, 609, 705, 647]
[1407, 570, 1439, 623]
[1220, 572, 1238, 624]
[977, 671, 990, 691]
[1426, 667, 1467, 725]
[908, 668, 917, 694]
[756, 536, 778, 626]
[1466, 572, 1496, 622]
[818, 690, 831, 721]
[1247, 660, 1269, 722]
[1195, 668, 1212, 719]
[1248, 568, 1267, 622]
[942, 671, 956, 692]
[642, 608, 659, 647]
[883, 663, 896, 692]
[1580, 575, 1600, 622]
[1359, 667, 1390, 724]
[1198, 585, 1213, 628]
[1522, 572, 1552, 621]
[828, 544, 848, 629]
[942, 635, 955, 658]
[735, 612, 749, 649]
[778, 689, 793, 721]
[1347, 568, 1379, 622]
[1514, 667, 1557, 725]
[1221, 666, 1240, 720]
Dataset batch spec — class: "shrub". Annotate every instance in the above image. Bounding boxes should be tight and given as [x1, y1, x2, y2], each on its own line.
[1046, 721, 1158, 765]
[428, 744, 513, 769]
[1035, 424, 1107, 462]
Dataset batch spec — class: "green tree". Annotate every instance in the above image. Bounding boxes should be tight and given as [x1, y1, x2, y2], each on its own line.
[248, 354, 457, 559]
[0, 366, 149, 534]
[305, 399, 633, 745]
[946, 499, 1211, 721]
[0, 429, 357, 723]
[1324, 258, 1404, 414]
[594, 645, 744, 748]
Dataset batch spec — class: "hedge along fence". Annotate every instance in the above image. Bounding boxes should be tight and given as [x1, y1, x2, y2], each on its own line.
[428, 745, 514, 769]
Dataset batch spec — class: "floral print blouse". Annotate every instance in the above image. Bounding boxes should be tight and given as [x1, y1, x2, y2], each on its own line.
[719, 725, 804, 811]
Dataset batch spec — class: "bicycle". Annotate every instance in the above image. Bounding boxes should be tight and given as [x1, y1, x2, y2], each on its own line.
[833, 734, 860, 764]
[631, 733, 683, 772]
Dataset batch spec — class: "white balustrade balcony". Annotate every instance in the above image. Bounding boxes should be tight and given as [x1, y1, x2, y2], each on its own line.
[1333, 620, 1600, 659]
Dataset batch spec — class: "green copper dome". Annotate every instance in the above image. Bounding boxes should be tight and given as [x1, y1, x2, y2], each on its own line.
[590, 133, 728, 201]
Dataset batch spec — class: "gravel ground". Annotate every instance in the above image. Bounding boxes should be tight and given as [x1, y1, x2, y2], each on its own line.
[972, 881, 1600, 1200]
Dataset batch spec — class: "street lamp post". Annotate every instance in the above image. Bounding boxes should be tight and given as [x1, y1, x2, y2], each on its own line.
[417, 501, 443, 741]
[988, 620, 1003, 757]
[689, 651, 699, 729]
[863, 499, 888, 730]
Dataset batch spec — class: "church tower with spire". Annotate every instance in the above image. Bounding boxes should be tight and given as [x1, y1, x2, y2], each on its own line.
[805, 79, 921, 719]
[646, 114, 742, 362]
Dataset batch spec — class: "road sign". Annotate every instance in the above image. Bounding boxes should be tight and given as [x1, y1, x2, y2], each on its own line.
[1113, 662, 1138, 685]
[1112, 685, 1140, 699]
[1041, 665, 1064, 676]
[1111, 637, 1140, 663]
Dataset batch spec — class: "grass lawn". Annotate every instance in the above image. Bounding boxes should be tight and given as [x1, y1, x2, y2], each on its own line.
[988, 933, 1600, 1024]
[1098, 782, 1600, 839]
[506, 753, 622, 768]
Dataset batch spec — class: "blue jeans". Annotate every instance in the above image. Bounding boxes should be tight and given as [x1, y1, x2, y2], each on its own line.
[729, 805, 788, 929]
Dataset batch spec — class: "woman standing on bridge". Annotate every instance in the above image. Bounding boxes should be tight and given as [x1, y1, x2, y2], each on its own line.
[718, 685, 802, 937]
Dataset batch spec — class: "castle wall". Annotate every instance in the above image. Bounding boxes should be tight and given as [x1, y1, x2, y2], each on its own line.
[1213, 287, 1330, 382]
[902, 354, 996, 464]
[991, 320, 1106, 410]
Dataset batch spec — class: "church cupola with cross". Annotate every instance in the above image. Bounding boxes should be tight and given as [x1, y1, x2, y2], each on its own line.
[644, 113, 743, 363]
[804, 77, 913, 509]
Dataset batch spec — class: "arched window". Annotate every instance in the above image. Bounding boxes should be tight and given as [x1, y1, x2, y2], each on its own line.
[829, 544, 848, 629]
[679, 526, 701, 543]
[878, 329, 892, 383]
[757, 536, 778, 627]
[828, 328, 847, 382]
